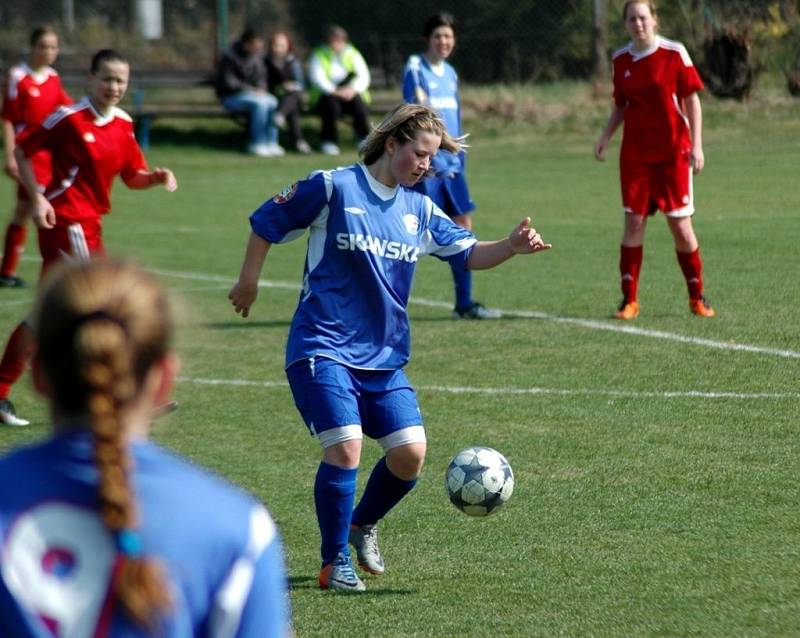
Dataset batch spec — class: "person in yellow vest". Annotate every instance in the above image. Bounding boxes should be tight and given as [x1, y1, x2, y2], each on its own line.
[308, 24, 371, 155]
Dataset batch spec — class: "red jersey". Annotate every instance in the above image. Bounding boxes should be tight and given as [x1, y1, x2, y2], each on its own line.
[2, 63, 72, 188]
[1, 64, 71, 130]
[613, 37, 704, 163]
[17, 98, 148, 225]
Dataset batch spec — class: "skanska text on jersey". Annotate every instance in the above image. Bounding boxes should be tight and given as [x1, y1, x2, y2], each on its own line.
[336, 232, 420, 263]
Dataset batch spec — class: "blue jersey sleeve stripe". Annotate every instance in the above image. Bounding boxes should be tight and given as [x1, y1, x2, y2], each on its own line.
[432, 236, 477, 257]
[208, 506, 278, 638]
[321, 170, 334, 206]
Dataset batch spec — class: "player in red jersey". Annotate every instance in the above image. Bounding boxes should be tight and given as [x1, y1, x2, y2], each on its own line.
[0, 49, 177, 427]
[1, 26, 72, 288]
[594, 1, 715, 320]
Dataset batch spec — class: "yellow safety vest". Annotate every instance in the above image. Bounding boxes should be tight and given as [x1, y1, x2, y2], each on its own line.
[309, 44, 371, 105]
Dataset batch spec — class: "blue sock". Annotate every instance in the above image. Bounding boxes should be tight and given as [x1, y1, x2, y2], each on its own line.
[314, 462, 358, 565]
[451, 261, 473, 310]
[351, 457, 417, 528]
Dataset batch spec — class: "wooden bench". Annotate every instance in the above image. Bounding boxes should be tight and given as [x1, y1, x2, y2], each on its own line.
[1, 67, 401, 151]
[0, 67, 224, 150]
[127, 69, 400, 150]
[126, 69, 225, 150]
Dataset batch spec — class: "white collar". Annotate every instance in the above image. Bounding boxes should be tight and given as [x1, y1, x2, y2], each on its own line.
[80, 96, 116, 126]
[428, 60, 446, 76]
[358, 163, 398, 201]
[20, 62, 55, 84]
[629, 35, 661, 61]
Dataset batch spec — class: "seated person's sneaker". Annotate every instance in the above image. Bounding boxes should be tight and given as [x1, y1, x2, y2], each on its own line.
[247, 143, 274, 157]
[320, 142, 341, 156]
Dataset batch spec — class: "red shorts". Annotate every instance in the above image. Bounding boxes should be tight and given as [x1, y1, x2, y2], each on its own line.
[15, 151, 52, 201]
[620, 151, 694, 217]
[36, 218, 104, 279]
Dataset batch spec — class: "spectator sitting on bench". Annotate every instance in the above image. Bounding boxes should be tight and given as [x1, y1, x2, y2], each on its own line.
[266, 31, 311, 155]
[307, 24, 371, 156]
[216, 28, 284, 158]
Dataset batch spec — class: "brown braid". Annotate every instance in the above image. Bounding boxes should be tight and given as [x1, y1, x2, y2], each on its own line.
[31, 259, 173, 628]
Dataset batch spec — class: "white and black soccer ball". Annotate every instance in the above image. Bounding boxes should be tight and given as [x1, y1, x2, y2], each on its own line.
[445, 446, 514, 517]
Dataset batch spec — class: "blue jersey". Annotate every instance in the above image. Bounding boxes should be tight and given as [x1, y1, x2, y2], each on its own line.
[402, 54, 463, 176]
[250, 163, 477, 370]
[0, 431, 291, 638]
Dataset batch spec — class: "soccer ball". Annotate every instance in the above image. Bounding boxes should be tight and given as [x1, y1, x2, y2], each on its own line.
[445, 446, 514, 517]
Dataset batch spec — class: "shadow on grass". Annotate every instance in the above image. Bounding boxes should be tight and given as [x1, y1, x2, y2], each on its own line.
[149, 123, 246, 151]
[208, 316, 531, 331]
[206, 320, 291, 330]
[148, 120, 325, 152]
[408, 313, 531, 324]
[288, 575, 413, 595]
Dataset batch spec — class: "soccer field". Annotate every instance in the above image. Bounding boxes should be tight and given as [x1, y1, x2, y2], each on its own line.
[1, 89, 798, 636]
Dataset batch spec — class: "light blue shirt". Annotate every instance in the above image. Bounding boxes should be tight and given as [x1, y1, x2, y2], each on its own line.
[403, 54, 464, 176]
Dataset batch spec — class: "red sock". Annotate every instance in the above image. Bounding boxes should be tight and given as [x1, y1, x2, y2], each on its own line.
[676, 248, 703, 300]
[0, 322, 35, 399]
[1, 223, 27, 277]
[619, 244, 643, 303]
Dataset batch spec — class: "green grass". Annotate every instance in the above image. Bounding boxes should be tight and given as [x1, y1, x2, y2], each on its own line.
[1, 85, 799, 637]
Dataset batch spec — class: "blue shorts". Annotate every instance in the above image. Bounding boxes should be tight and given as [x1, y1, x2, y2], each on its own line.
[285, 357, 425, 450]
[415, 172, 476, 218]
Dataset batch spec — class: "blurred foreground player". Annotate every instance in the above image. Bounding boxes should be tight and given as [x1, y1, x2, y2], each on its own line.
[0, 258, 292, 636]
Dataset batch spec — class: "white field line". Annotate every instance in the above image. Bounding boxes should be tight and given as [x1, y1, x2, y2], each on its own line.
[177, 375, 800, 400]
[0, 298, 35, 308]
[5, 265, 799, 360]
[151, 267, 800, 360]
[0, 280, 232, 310]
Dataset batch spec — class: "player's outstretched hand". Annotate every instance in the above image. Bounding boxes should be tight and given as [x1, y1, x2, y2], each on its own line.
[509, 217, 552, 254]
[152, 167, 178, 192]
[228, 280, 259, 318]
[32, 193, 56, 229]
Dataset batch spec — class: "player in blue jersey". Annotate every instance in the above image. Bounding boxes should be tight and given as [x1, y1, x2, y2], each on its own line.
[403, 12, 497, 320]
[0, 259, 292, 637]
[228, 103, 552, 592]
